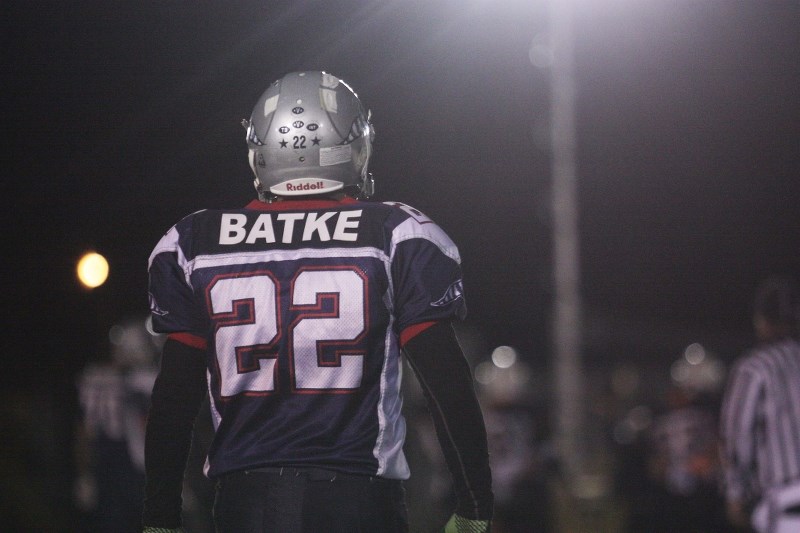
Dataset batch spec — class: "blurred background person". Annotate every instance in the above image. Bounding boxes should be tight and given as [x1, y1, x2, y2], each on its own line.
[477, 356, 555, 533]
[641, 383, 727, 533]
[720, 276, 800, 533]
[73, 316, 162, 532]
[612, 345, 729, 533]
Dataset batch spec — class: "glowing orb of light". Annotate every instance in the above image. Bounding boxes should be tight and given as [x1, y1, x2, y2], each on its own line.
[77, 252, 109, 288]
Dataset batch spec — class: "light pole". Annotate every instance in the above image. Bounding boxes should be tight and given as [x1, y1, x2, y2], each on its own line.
[547, 0, 586, 495]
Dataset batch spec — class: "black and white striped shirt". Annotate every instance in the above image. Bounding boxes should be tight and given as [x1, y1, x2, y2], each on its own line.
[720, 338, 800, 505]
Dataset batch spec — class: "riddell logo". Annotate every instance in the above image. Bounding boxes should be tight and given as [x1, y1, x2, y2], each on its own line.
[286, 181, 325, 191]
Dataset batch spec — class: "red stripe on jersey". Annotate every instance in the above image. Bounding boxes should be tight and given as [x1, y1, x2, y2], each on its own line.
[168, 332, 208, 350]
[245, 198, 358, 211]
[400, 321, 438, 348]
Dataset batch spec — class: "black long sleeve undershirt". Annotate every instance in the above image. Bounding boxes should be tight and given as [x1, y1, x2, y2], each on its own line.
[142, 337, 208, 528]
[403, 321, 494, 520]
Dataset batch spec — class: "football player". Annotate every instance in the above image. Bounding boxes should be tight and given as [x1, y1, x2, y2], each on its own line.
[142, 71, 493, 533]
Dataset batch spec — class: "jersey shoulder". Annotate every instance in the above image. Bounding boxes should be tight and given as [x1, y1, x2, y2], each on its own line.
[148, 209, 212, 265]
[380, 201, 460, 262]
[381, 201, 436, 225]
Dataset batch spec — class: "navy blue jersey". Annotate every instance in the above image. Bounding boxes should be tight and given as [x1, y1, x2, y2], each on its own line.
[148, 198, 466, 480]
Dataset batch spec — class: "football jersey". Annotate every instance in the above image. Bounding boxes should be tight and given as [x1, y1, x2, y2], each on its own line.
[147, 197, 466, 480]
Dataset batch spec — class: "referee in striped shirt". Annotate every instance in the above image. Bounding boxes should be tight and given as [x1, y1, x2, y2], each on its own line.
[720, 277, 800, 533]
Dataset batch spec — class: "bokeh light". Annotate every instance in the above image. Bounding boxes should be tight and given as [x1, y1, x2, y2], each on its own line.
[491, 345, 518, 368]
[76, 252, 109, 288]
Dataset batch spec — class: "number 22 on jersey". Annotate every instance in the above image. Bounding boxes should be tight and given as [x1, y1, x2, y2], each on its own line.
[207, 266, 367, 398]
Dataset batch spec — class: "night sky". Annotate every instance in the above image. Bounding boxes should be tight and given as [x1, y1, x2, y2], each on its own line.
[6, 1, 800, 391]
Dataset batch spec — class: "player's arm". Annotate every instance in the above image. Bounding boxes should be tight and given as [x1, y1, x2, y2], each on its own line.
[142, 334, 208, 530]
[402, 320, 493, 530]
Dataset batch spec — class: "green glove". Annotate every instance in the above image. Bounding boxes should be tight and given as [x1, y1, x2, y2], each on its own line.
[142, 528, 183, 533]
[443, 513, 490, 533]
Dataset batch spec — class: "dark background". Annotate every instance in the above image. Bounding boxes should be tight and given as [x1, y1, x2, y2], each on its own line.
[4, 0, 799, 530]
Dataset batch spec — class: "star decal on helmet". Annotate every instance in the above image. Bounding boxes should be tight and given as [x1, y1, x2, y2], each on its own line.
[279, 139, 288, 148]
[312, 136, 321, 145]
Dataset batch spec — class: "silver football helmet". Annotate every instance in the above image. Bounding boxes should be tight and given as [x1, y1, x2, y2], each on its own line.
[244, 71, 375, 200]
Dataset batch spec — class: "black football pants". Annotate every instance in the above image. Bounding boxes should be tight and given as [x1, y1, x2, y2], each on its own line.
[213, 467, 409, 532]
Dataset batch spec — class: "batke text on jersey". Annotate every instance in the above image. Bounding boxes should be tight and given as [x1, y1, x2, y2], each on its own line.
[219, 210, 362, 245]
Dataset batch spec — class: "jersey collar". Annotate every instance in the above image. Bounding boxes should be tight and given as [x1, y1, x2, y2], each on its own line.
[245, 197, 359, 211]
